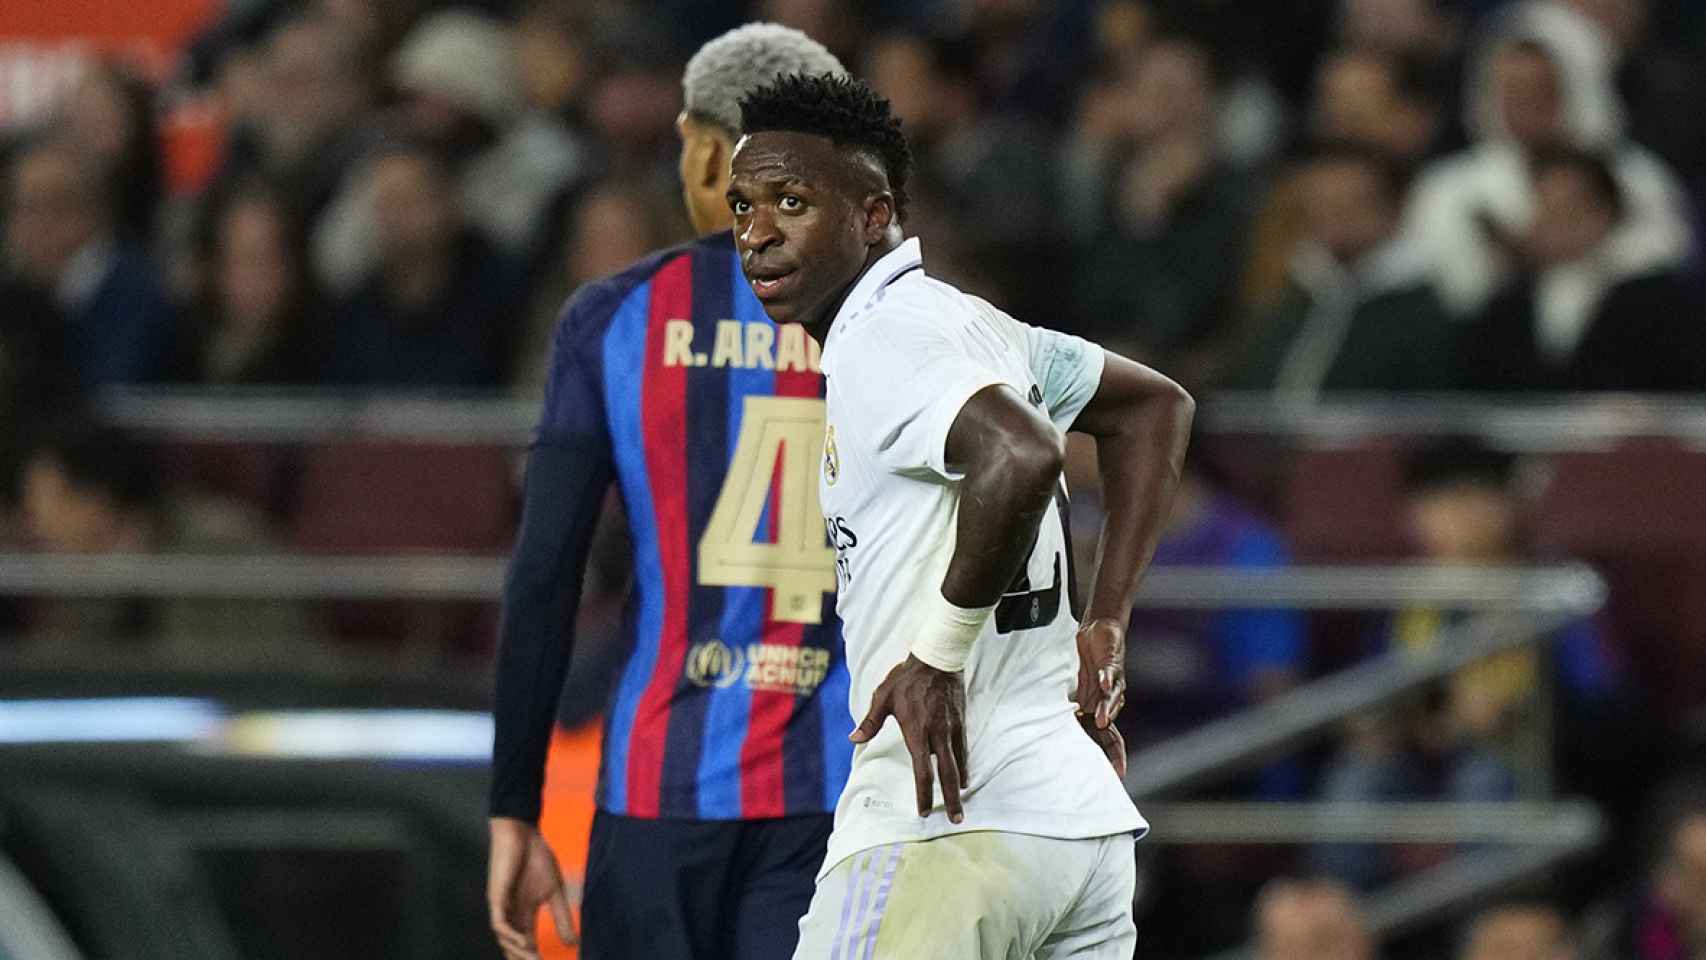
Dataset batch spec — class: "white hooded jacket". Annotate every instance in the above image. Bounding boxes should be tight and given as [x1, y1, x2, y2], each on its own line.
[1401, 0, 1694, 318]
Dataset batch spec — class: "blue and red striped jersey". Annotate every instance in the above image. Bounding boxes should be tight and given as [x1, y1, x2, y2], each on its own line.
[539, 231, 852, 820]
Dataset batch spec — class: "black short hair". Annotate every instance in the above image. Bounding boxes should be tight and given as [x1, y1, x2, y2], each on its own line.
[1529, 144, 1626, 220]
[738, 72, 912, 222]
[1402, 437, 1515, 495]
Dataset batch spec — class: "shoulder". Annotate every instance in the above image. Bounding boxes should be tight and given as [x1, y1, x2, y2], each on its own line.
[552, 236, 724, 348]
[835, 280, 984, 367]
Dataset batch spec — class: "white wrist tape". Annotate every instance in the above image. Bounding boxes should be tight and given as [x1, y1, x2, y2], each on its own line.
[909, 590, 995, 673]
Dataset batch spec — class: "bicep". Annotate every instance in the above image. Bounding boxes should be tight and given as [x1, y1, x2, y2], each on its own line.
[943, 383, 1063, 476]
[1070, 349, 1192, 439]
[841, 322, 1008, 479]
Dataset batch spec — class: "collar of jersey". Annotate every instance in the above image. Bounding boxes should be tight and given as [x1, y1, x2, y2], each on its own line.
[822, 237, 925, 359]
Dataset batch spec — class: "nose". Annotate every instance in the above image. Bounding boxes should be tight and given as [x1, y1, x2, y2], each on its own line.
[740, 206, 782, 256]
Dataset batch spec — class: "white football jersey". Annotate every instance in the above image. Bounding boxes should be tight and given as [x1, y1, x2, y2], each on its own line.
[815, 238, 1146, 879]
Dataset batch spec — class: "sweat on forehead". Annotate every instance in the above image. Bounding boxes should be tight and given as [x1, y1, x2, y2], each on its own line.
[731, 130, 888, 196]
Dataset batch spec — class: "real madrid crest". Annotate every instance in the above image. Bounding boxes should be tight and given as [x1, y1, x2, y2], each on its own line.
[823, 424, 840, 486]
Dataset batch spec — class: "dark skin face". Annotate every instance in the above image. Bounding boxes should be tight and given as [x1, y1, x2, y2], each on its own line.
[727, 130, 901, 339]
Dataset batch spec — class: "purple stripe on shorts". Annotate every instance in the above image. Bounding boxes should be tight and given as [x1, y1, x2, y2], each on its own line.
[830, 851, 873, 960]
[857, 845, 903, 960]
[841, 849, 882, 959]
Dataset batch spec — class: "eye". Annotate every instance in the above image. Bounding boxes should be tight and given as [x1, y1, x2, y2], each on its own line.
[779, 194, 804, 211]
[731, 198, 752, 215]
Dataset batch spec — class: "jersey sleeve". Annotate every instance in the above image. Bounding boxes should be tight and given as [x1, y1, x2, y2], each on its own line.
[489, 280, 621, 822]
[1024, 325, 1105, 433]
[536, 280, 619, 449]
[837, 308, 1010, 481]
[968, 296, 1105, 433]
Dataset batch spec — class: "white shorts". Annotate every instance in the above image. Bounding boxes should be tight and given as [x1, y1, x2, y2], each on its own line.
[793, 831, 1136, 959]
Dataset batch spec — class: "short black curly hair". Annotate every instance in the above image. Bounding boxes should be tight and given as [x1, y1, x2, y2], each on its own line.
[738, 72, 912, 222]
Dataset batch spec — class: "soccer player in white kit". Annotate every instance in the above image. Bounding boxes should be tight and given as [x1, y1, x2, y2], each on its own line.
[727, 73, 1196, 958]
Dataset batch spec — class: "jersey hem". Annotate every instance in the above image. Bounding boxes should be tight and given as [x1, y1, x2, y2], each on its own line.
[816, 810, 1149, 881]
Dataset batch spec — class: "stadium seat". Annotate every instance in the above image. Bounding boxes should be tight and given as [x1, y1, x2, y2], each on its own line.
[290, 442, 517, 554]
[289, 443, 518, 652]
[1532, 441, 1706, 557]
[1281, 440, 1409, 562]
[158, 441, 297, 522]
[1533, 441, 1706, 713]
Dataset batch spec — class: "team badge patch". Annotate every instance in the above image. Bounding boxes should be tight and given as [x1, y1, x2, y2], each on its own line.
[823, 424, 840, 486]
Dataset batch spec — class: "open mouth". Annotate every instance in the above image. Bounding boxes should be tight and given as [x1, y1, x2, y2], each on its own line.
[748, 267, 797, 301]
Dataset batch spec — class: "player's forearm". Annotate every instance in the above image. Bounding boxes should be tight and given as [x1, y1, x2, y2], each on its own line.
[489, 440, 612, 822]
[1082, 380, 1193, 622]
[940, 433, 1065, 608]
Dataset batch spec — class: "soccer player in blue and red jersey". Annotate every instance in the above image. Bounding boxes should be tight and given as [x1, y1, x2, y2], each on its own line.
[486, 24, 850, 960]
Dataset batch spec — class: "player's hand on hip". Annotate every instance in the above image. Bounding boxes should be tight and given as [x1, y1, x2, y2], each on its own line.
[1075, 617, 1129, 778]
[1079, 713, 1128, 779]
[1074, 617, 1127, 730]
[851, 654, 970, 823]
[487, 816, 578, 960]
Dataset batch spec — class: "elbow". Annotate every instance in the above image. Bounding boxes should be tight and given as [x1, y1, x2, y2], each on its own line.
[1163, 377, 1195, 424]
[1005, 428, 1066, 499]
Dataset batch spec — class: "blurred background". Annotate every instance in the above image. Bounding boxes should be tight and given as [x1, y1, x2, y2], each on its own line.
[1, 0, 1704, 958]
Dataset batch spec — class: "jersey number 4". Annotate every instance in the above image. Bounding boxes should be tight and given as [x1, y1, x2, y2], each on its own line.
[698, 396, 837, 624]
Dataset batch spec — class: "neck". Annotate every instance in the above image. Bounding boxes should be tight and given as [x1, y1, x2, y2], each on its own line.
[803, 232, 904, 346]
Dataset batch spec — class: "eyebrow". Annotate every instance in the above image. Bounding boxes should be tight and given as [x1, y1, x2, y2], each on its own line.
[730, 173, 813, 192]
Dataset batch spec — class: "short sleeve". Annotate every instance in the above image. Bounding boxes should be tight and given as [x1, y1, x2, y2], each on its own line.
[966, 296, 1104, 433]
[1024, 325, 1105, 433]
[835, 313, 1010, 481]
[536, 281, 617, 450]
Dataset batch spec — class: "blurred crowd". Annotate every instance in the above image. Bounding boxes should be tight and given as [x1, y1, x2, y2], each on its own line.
[0, 0, 1703, 418]
[3, 0, 1706, 955]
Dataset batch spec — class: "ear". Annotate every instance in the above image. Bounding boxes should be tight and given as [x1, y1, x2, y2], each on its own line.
[860, 192, 896, 243]
[695, 135, 727, 190]
[678, 115, 728, 190]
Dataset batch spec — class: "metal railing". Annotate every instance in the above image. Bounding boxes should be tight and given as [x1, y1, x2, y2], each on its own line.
[1113, 566, 1607, 955]
[0, 853, 82, 960]
[92, 387, 1706, 449]
[0, 543, 1614, 949]
[0, 555, 1605, 608]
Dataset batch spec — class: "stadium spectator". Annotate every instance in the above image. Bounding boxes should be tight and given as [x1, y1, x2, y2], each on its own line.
[1314, 48, 1444, 164]
[863, 31, 1053, 292]
[326, 135, 521, 388]
[1401, 2, 1693, 319]
[1312, 440, 1623, 889]
[1543, 0, 1706, 188]
[1255, 877, 1376, 960]
[1633, 796, 1706, 960]
[1062, 37, 1254, 365]
[1242, 46, 1446, 313]
[512, 179, 687, 403]
[215, 12, 372, 221]
[15, 421, 309, 662]
[58, 59, 163, 247]
[0, 282, 81, 491]
[1463, 145, 1706, 391]
[178, 180, 321, 385]
[1218, 142, 1454, 396]
[3, 137, 176, 386]
[1120, 447, 1307, 798]
[1338, 0, 1460, 57]
[1460, 901, 1578, 960]
[313, 9, 592, 294]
